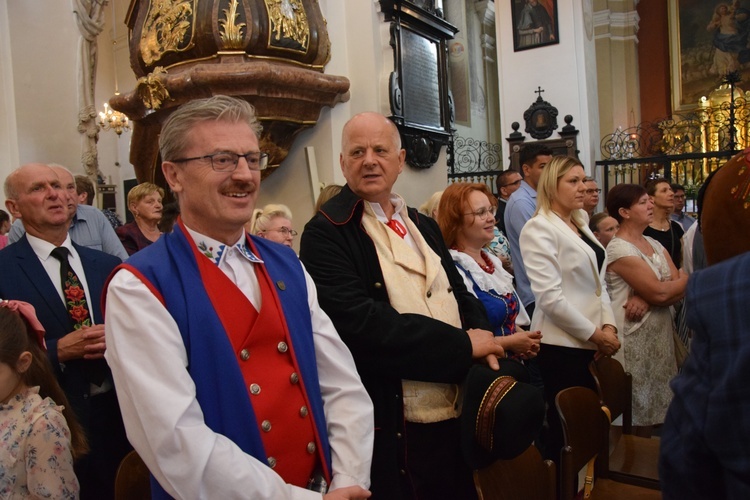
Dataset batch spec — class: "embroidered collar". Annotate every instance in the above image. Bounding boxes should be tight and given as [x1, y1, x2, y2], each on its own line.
[450, 249, 516, 296]
[184, 226, 263, 266]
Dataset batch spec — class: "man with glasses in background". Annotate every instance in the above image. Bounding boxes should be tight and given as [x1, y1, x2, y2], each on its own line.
[670, 183, 696, 231]
[582, 176, 601, 218]
[104, 96, 374, 500]
[494, 170, 523, 234]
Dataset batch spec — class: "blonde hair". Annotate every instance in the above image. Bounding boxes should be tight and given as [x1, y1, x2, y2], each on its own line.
[535, 155, 587, 226]
[127, 182, 165, 212]
[250, 204, 293, 235]
[419, 190, 443, 219]
[314, 184, 343, 212]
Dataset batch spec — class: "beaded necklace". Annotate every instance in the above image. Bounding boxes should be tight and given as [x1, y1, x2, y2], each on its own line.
[478, 250, 495, 274]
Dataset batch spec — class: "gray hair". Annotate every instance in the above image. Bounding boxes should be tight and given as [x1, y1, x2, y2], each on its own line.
[159, 96, 263, 162]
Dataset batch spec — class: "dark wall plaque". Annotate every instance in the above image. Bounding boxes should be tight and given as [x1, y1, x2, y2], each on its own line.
[401, 29, 441, 128]
[381, 0, 457, 169]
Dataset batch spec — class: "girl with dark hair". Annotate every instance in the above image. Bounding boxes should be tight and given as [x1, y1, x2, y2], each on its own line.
[0, 300, 87, 498]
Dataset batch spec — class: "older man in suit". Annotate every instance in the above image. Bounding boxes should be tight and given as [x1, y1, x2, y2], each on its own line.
[0, 163, 130, 499]
[7, 164, 129, 260]
[300, 112, 505, 500]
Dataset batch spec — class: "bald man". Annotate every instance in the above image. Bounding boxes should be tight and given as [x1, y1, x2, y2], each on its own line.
[0, 163, 130, 499]
[300, 112, 504, 500]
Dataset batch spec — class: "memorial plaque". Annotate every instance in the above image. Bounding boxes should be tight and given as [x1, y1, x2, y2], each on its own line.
[381, 0, 457, 168]
[401, 29, 441, 129]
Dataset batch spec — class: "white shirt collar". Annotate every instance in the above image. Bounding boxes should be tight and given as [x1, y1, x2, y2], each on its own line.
[183, 226, 263, 266]
[366, 193, 407, 223]
[26, 233, 75, 263]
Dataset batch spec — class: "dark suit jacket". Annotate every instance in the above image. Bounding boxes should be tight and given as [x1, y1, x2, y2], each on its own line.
[0, 235, 121, 428]
[495, 198, 508, 234]
[660, 251, 750, 499]
[300, 185, 491, 499]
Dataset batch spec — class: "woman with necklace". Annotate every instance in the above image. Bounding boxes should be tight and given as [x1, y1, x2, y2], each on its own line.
[643, 178, 684, 268]
[519, 155, 620, 461]
[116, 182, 164, 256]
[437, 183, 541, 358]
[605, 184, 687, 436]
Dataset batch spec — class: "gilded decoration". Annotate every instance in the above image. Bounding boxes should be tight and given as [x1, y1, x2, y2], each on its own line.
[264, 0, 310, 52]
[139, 0, 195, 65]
[136, 67, 171, 109]
[220, 0, 246, 50]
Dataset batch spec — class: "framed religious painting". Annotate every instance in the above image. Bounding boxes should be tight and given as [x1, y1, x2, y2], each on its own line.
[511, 0, 559, 52]
[669, 0, 750, 111]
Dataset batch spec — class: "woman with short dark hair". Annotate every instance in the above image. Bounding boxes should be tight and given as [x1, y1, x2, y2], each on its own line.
[605, 183, 687, 435]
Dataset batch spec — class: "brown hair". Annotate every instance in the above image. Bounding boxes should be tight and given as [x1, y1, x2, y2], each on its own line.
[437, 182, 495, 249]
[588, 212, 609, 233]
[74, 175, 96, 205]
[0, 307, 88, 459]
[645, 177, 670, 196]
[606, 184, 648, 223]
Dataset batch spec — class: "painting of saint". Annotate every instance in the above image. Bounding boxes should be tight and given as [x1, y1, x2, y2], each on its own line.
[512, 0, 559, 51]
[673, 0, 750, 110]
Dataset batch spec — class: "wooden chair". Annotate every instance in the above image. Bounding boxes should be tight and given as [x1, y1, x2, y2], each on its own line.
[114, 450, 151, 500]
[473, 445, 556, 500]
[589, 357, 661, 489]
[555, 387, 662, 500]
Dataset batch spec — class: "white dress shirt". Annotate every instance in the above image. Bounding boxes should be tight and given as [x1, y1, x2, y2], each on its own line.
[104, 227, 373, 499]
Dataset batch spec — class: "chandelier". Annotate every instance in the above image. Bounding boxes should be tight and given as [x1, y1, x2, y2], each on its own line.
[97, 0, 130, 136]
[98, 101, 130, 135]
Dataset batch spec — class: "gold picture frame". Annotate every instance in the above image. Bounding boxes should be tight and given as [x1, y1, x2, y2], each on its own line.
[669, 0, 750, 112]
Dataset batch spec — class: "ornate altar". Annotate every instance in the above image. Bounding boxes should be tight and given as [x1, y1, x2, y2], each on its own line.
[111, 0, 349, 185]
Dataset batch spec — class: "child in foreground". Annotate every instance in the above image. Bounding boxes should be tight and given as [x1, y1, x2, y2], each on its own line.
[0, 300, 88, 499]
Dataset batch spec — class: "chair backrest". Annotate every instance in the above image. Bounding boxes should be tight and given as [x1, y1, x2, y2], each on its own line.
[114, 450, 151, 500]
[589, 357, 633, 433]
[473, 445, 556, 500]
[556, 386, 611, 500]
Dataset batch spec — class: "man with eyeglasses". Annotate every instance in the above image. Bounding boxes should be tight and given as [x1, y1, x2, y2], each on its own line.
[300, 112, 504, 500]
[582, 176, 601, 217]
[669, 183, 695, 231]
[494, 170, 523, 233]
[104, 96, 374, 500]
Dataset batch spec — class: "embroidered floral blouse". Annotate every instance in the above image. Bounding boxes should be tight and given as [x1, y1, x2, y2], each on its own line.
[0, 387, 79, 499]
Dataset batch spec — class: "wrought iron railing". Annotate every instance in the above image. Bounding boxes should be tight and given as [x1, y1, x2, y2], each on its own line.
[596, 74, 749, 211]
[447, 135, 504, 193]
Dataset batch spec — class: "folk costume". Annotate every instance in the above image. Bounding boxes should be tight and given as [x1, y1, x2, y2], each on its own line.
[104, 219, 373, 499]
[300, 185, 492, 500]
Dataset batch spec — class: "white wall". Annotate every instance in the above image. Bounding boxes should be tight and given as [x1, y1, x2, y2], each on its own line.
[257, 0, 450, 250]
[2, 0, 463, 247]
[495, 0, 600, 172]
[0, 0, 19, 210]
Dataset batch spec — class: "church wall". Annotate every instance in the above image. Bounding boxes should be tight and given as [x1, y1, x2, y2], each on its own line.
[495, 0, 600, 172]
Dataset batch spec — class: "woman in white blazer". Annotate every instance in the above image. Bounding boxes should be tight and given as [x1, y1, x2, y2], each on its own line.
[519, 155, 620, 461]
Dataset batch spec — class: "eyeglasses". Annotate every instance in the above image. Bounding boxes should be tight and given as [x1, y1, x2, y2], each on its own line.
[264, 227, 298, 237]
[170, 151, 269, 172]
[464, 206, 497, 219]
[502, 179, 522, 188]
[585, 188, 602, 195]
